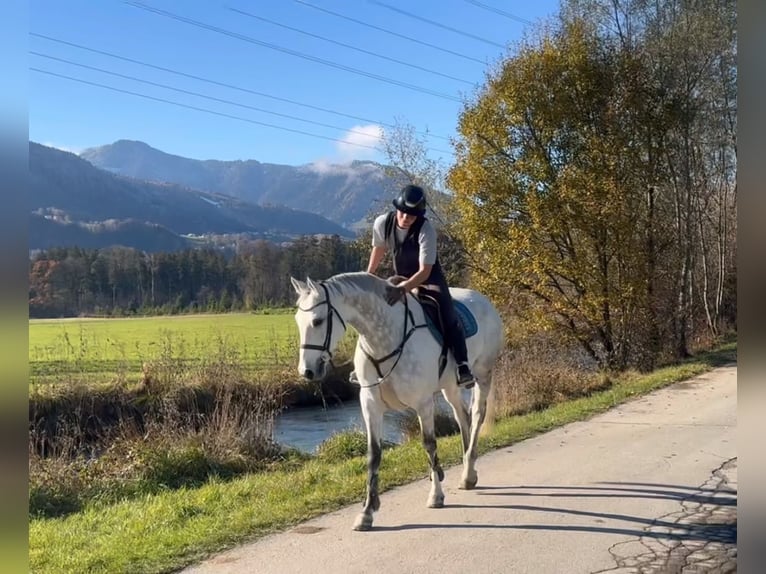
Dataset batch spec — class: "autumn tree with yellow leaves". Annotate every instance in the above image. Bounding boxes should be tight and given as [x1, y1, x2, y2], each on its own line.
[448, 0, 736, 370]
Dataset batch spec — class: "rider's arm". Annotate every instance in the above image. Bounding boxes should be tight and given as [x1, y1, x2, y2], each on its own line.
[400, 263, 433, 291]
[400, 220, 437, 291]
[366, 246, 387, 274]
[367, 214, 389, 275]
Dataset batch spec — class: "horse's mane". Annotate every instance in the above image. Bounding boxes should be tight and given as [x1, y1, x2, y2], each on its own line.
[323, 272, 388, 299]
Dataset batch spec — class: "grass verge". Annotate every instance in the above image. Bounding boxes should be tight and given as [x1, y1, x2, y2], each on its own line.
[29, 342, 736, 574]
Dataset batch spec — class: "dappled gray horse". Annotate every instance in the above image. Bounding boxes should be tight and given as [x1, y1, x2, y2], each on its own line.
[291, 272, 504, 531]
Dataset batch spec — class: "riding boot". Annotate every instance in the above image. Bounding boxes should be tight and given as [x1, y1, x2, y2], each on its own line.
[451, 321, 476, 388]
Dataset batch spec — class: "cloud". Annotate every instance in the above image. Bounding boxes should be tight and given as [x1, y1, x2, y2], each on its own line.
[335, 124, 383, 161]
[42, 142, 82, 154]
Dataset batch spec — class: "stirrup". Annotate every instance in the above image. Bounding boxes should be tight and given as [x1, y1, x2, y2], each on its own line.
[457, 365, 476, 388]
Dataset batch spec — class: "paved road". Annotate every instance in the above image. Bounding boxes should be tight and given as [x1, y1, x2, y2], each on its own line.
[183, 365, 737, 574]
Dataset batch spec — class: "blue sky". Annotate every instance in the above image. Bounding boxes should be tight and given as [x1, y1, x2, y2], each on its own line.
[30, 0, 560, 166]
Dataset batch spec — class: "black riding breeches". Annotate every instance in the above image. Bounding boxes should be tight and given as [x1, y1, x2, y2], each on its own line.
[421, 286, 469, 365]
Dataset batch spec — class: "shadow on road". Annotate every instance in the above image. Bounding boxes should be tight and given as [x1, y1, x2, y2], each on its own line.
[473, 484, 736, 506]
[369, 481, 736, 546]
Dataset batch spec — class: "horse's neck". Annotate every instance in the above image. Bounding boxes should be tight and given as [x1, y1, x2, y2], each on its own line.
[336, 292, 406, 351]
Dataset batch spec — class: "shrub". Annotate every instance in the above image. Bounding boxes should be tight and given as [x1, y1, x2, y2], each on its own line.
[316, 430, 368, 462]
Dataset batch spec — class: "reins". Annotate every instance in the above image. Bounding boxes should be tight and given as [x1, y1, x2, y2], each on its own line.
[358, 293, 427, 387]
[298, 280, 427, 389]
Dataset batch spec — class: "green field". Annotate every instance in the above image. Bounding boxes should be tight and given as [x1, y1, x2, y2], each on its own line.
[29, 312, 302, 385]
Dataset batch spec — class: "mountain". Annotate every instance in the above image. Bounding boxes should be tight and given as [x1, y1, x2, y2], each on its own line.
[29, 142, 354, 252]
[79, 140, 400, 229]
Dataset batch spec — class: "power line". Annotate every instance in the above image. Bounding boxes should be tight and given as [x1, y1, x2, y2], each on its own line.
[125, 1, 463, 102]
[30, 34, 451, 142]
[368, 0, 506, 49]
[30, 68, 455, 156]
[226, 6, 474, 85]
[31, 68, 379, 150]
[30, 51, 451, 155]
[292, 0, 487, 65]
[462, 0, 533, 26]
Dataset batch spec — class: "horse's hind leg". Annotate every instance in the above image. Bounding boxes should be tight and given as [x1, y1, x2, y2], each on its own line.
[417, 401, 445, 508]
[353, 391, 383, 531]
[461, 370, 492, 490]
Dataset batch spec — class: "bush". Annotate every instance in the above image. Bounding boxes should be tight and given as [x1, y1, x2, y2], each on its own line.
[315, 430, 368, 462]
[491, 333, 608, 417]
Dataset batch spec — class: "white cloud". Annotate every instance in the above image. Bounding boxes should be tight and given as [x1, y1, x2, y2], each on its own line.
[305, 158, 384, 178]
[42, 142, 82, 154]
[307, 158, 338, 175]
[335, 124, 383, 161]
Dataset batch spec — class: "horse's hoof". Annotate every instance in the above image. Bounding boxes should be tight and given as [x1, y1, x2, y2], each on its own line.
[352, 514, 373, 531]
[428, 497, 445, 508]
[459, 477, 478, 490]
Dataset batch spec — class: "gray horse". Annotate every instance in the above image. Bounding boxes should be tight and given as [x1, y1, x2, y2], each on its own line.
[291, 272, 504, 531]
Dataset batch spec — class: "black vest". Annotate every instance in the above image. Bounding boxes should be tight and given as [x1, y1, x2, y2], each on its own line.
[384, 211, 447, 287]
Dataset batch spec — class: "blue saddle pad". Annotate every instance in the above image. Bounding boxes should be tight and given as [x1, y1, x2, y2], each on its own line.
[424, 299, 478, 346]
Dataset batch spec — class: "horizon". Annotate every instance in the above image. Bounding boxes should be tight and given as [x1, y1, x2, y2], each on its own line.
[30, 138, 390, 168]
[30, 0, 561, 166]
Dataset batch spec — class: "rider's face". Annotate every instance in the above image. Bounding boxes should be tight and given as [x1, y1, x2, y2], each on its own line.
[395, 209, 417, 229]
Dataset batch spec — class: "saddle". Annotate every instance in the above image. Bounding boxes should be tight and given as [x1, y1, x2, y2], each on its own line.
[416, 291, 478, 378]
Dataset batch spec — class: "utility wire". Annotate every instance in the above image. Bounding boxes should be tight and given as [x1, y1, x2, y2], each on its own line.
[227, 6, 474, 85]
[462, 0, 533, 26]
[31, 68, 390, 151]
[125, 1, 463, 102]
[30, 51, 452, 155]
[368, 0, 506, 49]
[31, 34, 451, 142]
[292, 0, 487, 65]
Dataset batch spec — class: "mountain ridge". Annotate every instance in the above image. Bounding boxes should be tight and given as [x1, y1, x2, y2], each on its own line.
[29, 142, 354, 252]
[79, 140, 401, 229]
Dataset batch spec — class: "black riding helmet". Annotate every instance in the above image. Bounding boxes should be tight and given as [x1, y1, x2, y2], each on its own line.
[392, 184, 427, 216]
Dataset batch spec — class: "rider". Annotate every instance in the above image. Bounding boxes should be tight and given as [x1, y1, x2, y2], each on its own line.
[366, 183, 476, 387]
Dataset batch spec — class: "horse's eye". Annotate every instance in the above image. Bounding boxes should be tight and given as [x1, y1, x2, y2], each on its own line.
[311, 317, 324, 327]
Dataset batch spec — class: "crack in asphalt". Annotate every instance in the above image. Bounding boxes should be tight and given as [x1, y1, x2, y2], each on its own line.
[594, 458, 737, 574]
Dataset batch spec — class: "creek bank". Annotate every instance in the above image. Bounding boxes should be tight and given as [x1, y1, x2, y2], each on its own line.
[29, 362, 359, 455]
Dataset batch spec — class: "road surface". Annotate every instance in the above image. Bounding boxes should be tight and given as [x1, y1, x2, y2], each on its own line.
[183, 365, 737, 574]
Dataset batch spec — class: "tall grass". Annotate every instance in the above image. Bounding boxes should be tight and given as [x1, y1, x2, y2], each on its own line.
[28, 329, 316, 519]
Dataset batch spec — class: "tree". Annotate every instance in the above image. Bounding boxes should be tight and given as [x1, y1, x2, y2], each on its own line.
[380, 119, 470, 285]
[448, 1, 736, 369]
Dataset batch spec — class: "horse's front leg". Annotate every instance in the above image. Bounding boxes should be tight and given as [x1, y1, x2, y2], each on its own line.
[353, 390, 383, 531]
[417, 401, 445, 508]
[440, 379, 474, 489]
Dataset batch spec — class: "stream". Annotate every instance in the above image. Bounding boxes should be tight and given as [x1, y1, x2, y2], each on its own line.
[273, 390, 472, 453]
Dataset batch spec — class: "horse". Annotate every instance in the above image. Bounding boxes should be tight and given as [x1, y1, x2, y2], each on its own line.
[290, 272, 504, 531]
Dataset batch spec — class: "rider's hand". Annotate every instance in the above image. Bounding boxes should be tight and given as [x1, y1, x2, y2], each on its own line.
[384, 284, 405, 305]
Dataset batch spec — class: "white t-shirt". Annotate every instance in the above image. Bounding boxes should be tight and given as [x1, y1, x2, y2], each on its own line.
[371, 213, 437, 266]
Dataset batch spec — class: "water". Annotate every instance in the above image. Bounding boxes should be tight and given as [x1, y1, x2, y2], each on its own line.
[273, 391, 472, 454]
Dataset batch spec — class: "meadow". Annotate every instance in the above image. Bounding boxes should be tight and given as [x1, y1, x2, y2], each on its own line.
[29, 312, 303, 387]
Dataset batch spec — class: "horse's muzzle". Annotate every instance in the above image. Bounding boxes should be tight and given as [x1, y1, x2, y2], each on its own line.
[301, 358, 328, 381]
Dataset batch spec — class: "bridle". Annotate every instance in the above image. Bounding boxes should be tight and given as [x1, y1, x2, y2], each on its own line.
[298, 281, 426, 388]
[297, 282, 346, 368]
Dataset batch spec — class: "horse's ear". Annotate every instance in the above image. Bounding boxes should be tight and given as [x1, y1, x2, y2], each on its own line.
[290, 276, 307, 294]
[306, 277, 320, 293]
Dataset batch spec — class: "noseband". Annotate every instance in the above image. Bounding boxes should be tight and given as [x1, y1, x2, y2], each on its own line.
[298, 282, 346, 364]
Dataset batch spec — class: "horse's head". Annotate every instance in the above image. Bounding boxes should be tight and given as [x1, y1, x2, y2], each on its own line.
[291, 276, 347, 381]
